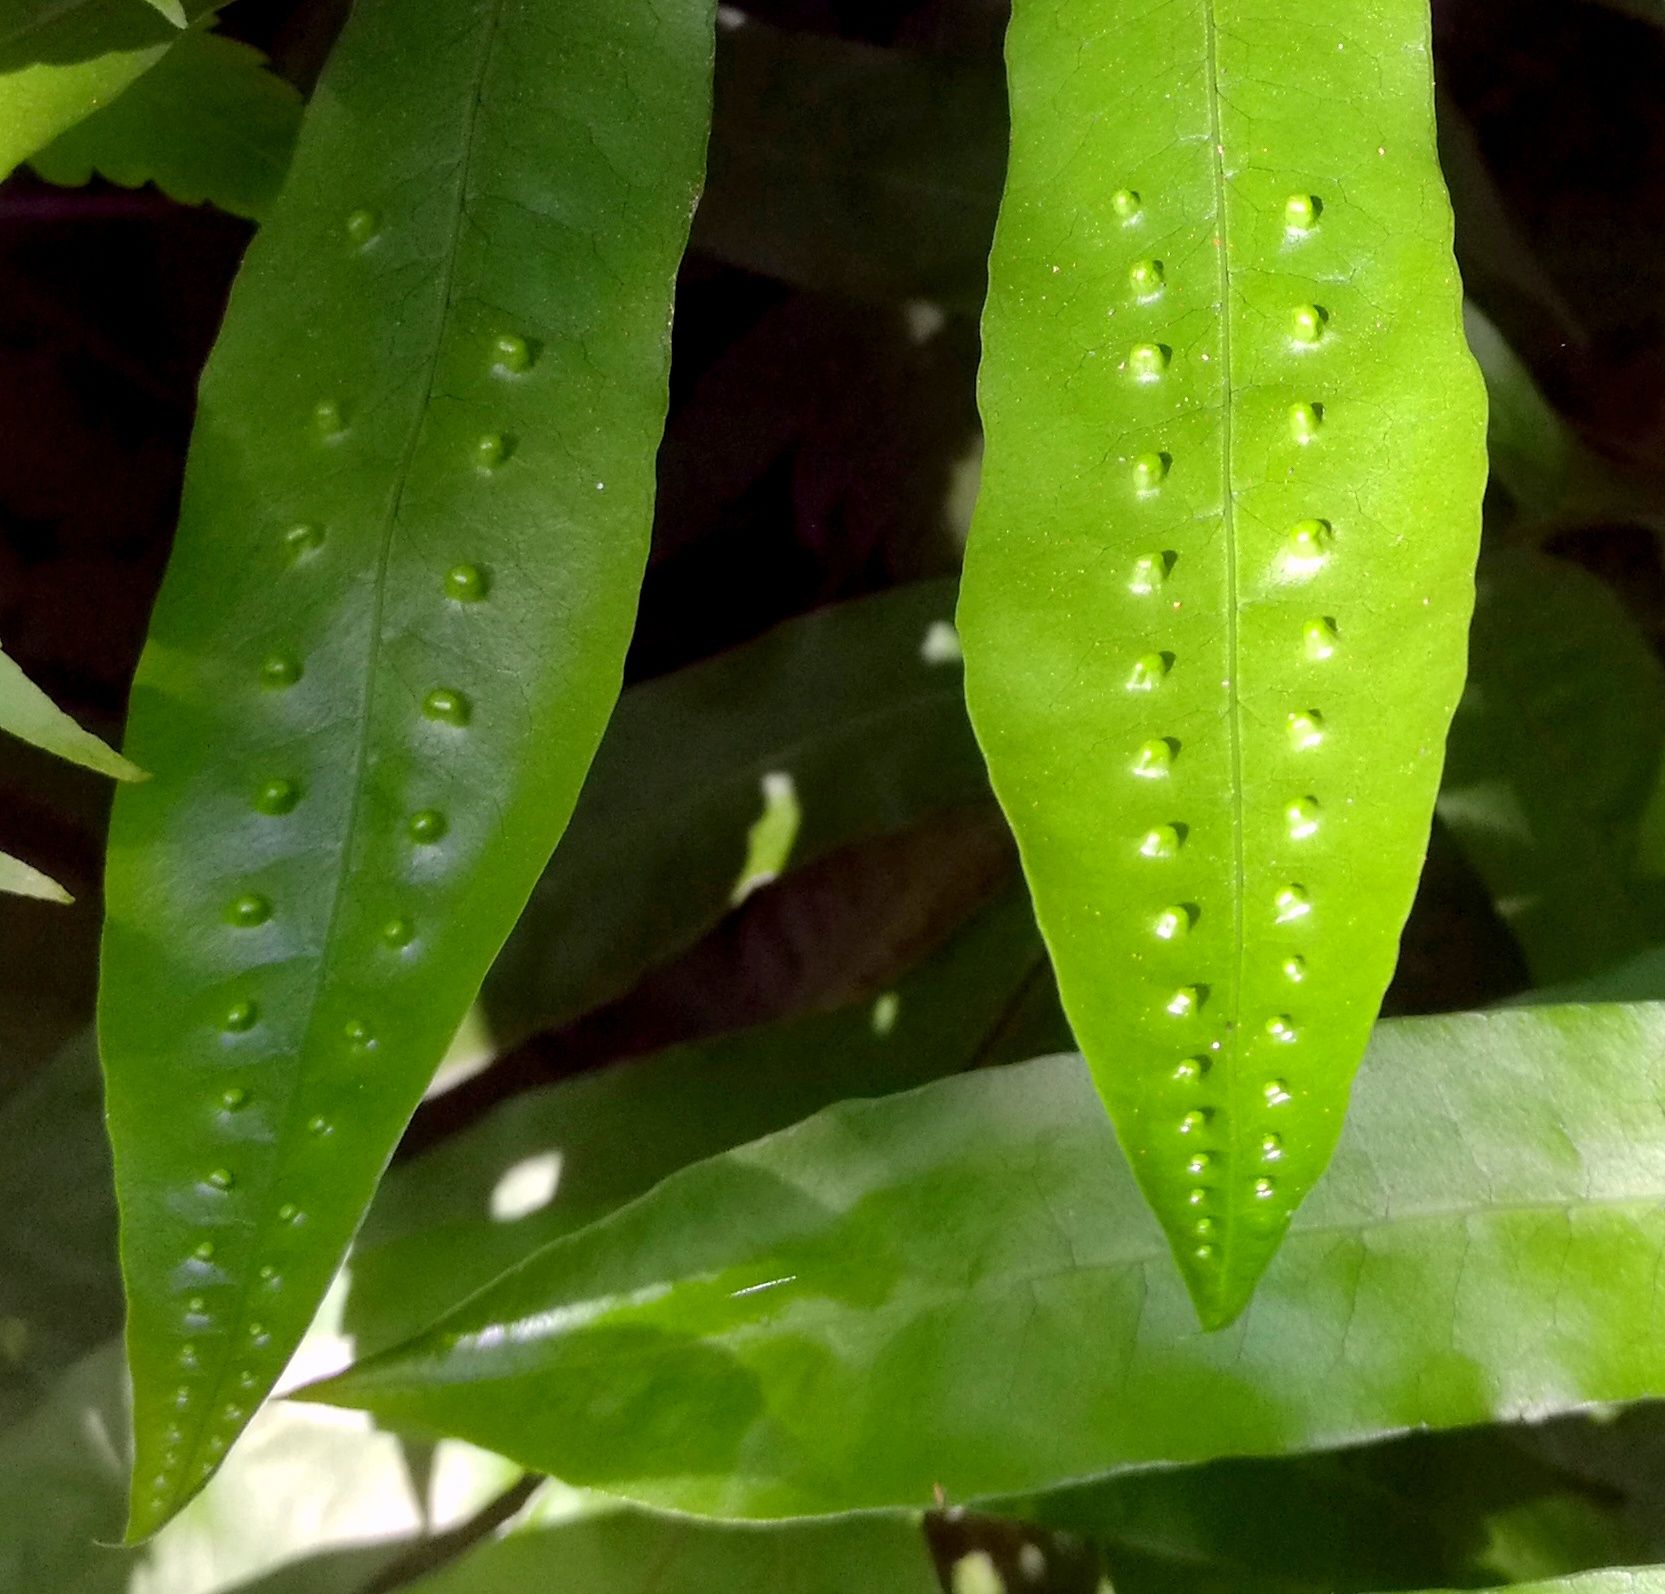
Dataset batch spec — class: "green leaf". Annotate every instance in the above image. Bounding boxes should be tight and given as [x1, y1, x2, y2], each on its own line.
[731, 770, 803, 903]
[0, 1334, 520, 1593]
[98, 0, 715, 1539]
[0, 1034, 120, 1429]
[1438, 552, 1665, 984]
[347, 883, 1061, 1351]
[1462, 304, 1665, 539]
[1439, 100, 1585, 360]
[695, 21, 1004, 312]
[31, 29, 302, 221]
[0, 850, 72, 903]
[134, 0, 187, 23]
[0, 0, 209, 177]
[1402, 1575, 1665, 1594]
[956, 0, 1489, 1325]
[402, 1501, 939, 1594]
[0, 891, 1049, 1586]
[1526, 946, 1665, 1005]
[1464, 305, 1593, 524]
[476, 579, 988, 1055]
[306, 1000, 1665, 1517]
[1019, 1428, 1649, 1594]
[0, 644, 142, 781]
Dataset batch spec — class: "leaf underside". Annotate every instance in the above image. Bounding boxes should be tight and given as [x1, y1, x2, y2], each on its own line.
[0, 0, 213, 178]
[306, 1002, 1665, 1518]
[99, 0, 714, 1538]
[958, 0, 1487, 1325]
[31, 29, 302, 220]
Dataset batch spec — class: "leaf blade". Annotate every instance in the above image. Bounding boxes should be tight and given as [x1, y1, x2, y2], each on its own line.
[0, 646, 143, 781]
[0, 0, 213, 177]
[30, 29, 301, 220]
[479, 579, 987, 1053]
[1438, 552, 1665, 983]
[99, 0, 715, 1536]
[304, 1001, 1665, 1516]
[347, 883, 1060, 1351]
[401, 1503, 940, 1594]
[0, 850, 73, 904]
[957, 0, 1488, 1324]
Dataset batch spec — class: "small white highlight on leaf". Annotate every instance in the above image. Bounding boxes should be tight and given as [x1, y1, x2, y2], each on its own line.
[729, 1273, 796, 1299]
[1018, 1543, 1047, 1581]
[953, 1552, 1006, 1594]
[427, 1003, 499, 1098]
[489, 1152, 563, 1222]
[731, 770, 801, 904]
[921, 620, 963, 665]
[871, 991, 901, 1035]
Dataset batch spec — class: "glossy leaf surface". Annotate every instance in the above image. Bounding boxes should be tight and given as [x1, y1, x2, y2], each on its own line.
[99, 0, 714, 1537]
[310, 1002, 1665, 1516]
[32, 28, 301, 220]
[349, 883, 1059, 1350]
[957, 0, 1488, 1323]
[1439, 553, 1665, 983]
[478, 579, 987, 1054]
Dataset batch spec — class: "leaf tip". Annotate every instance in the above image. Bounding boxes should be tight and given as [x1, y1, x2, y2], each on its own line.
[1172, 1234, 1269, 1334]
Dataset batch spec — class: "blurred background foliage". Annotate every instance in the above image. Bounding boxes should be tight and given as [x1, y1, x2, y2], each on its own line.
[7, 0, 1665, 1588]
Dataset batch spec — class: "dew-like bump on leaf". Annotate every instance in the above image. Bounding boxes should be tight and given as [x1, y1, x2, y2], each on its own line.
[99, 0, 716, 1538]
[956, 0, 1488, 1326]
[348, 884, 1059, 1350]
[1439, 553, 1665, 984]
[302, 1003, 1665, 1517]
[0, 1337, 521, 1591]
[32, 29, 301, 221]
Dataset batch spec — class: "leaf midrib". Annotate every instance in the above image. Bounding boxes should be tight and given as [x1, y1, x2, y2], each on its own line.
[1202, 0, 1248, 1291]
[166, 0, 509, 1509]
